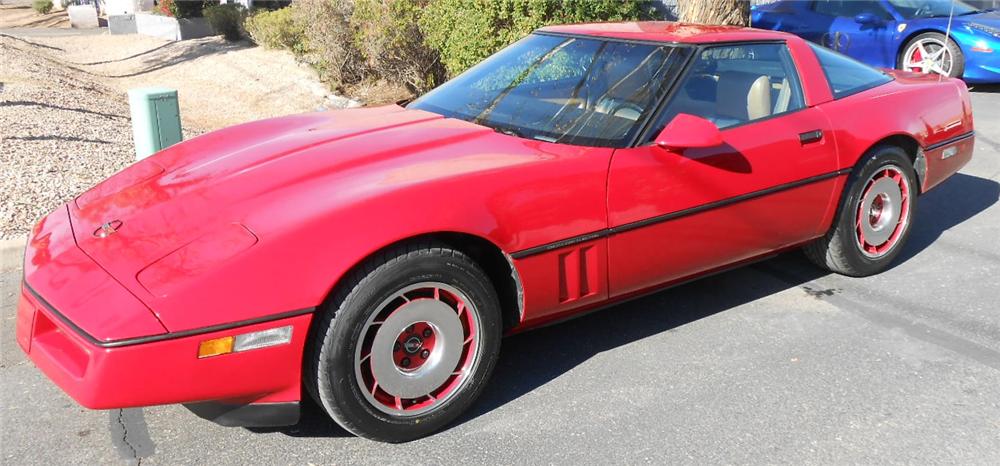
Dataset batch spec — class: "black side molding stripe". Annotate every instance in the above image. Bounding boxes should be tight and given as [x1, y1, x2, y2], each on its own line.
[510, 168, 851, 260]
[508, 230, 608, 259]
[24, 282, 315, 348]
[925, 131, 974, 152]
[609, 168, 851, 235]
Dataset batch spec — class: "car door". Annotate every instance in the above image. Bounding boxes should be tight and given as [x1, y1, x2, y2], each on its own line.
[606, 42, 840, 297]
[752, 0, 835, 42]
[802, 0, 898, 68]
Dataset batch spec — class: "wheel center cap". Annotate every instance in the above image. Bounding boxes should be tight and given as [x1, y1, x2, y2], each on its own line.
[403, 336, 423, 354]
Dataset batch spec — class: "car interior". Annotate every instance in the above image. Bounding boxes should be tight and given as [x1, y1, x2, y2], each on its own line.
[656, 44, 804, 131]
[472, 43, 684, 146]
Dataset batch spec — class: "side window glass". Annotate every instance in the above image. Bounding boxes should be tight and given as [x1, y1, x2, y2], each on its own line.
[809, 43, 892, 98]
[812, 0, 892, 19]
[650, 43, 805, 134]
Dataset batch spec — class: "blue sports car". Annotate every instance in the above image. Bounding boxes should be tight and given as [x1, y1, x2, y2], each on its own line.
[752, 0, 1000, 83]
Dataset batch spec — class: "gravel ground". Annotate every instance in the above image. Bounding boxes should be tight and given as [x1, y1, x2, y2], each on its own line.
[0, 35, 144, 240]
[26, 33, 352, 131]
[0, 31, 354, 240]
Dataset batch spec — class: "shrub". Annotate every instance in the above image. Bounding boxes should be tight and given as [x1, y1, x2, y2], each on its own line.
[156, 0, 174, 16]
[32, 0, 53, 14]
[420, 0, 654, 76]
[351, 0, 444, 93]
[291, 0, 368, 90]
[244, 7, 304, 52]
[204, 3, 246, 41]
[252, 0, 292, 10]
[157, 0, 213, 18]
[179, 0, 216, 18]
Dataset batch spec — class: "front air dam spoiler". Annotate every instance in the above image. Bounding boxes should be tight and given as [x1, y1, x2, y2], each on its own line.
[183, 401, 300, 427]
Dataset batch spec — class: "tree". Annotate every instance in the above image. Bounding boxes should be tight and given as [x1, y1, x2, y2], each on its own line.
[677, 0, 749, 26]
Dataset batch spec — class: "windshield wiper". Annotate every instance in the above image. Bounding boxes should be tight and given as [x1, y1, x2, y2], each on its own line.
[492, 125, 527, 139]
[492, 125, 559, 142]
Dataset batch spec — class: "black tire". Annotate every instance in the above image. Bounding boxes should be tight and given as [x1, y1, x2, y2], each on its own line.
[305, 242, 502, 443]
[804, 145, 918, 277]
[898, 32, 965, 78]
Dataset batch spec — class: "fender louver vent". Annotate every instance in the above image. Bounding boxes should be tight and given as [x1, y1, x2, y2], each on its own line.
[557, 246, 599, 303]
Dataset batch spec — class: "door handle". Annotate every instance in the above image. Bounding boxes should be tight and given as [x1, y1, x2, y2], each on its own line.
[799, 130, 823, 145]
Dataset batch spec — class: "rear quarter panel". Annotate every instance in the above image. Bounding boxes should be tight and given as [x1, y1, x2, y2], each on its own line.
[816, 73, 973, 191]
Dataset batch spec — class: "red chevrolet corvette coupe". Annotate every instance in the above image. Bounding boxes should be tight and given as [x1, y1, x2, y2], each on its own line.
[17, 22, 974, 442]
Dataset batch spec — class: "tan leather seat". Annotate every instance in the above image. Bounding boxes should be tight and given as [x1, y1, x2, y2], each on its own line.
[715, 71, 772, 123]
[773, 78, 792, 114]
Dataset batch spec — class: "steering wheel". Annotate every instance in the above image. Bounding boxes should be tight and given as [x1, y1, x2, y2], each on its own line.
[913, 3, 933, 17]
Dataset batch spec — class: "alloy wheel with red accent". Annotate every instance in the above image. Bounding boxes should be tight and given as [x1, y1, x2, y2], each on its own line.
[854, 165, 911, 258]
[355, 282, 481, 417]
[899, 32, 964, 78]
[804, 145, 918, 277]
[306, 243, 501, 442]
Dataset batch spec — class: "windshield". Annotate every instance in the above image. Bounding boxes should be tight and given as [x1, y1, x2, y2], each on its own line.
[888, 0, 979, 19]
[409, 33, 690, 148]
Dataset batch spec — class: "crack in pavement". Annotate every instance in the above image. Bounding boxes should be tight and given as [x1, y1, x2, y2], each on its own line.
[108, 408, 155, 464]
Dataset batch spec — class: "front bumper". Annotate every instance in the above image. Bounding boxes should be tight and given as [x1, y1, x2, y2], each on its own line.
[963, 57, 1000, 84]
[16, 206, 313, 423]
[961, 33, 1000, 84]
[17, 282, 312, 412]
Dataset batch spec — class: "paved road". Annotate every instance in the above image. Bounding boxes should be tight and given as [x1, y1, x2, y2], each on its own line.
[2, 89, 999, 465]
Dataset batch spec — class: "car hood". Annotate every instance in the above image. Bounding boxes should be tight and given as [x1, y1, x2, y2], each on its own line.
[69, 105, 492, 295]
[962, 10, 1000, 24]
[913, 10, 1000, 30]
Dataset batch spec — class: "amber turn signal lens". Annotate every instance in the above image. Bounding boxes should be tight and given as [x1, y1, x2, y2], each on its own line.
[198, 336, 234, 358]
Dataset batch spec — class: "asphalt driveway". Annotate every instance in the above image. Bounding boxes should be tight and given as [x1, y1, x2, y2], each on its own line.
[2, 89, 999, 465]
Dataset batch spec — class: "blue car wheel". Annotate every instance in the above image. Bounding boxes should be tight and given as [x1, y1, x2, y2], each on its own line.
[898, 32, 965, 78]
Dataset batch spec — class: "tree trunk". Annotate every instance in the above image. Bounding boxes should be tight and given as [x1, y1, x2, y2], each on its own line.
[677, 0, 750, 27]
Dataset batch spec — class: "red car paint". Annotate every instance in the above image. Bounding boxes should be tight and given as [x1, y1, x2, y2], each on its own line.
[17, 23, 974, 413]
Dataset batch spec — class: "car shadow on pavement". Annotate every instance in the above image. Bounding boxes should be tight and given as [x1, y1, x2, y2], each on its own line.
[892, 172, 999, 265]
[262, 173, 997, 439]
[969, 84, 1000, 94]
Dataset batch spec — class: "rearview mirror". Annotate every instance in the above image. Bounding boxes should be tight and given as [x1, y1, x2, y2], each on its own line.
[654, 113, 723, 150]
[854, 13, 880, 25]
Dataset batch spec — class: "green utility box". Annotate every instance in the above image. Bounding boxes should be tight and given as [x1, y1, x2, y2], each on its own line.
[128, 87, 182, 160]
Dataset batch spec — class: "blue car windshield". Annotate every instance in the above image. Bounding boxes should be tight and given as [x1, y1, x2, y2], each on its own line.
[409, 34, 690, 148]
[888, 0, 979, 18]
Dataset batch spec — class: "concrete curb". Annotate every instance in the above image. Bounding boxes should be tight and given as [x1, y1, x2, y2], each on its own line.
[0, 236, 27, 272]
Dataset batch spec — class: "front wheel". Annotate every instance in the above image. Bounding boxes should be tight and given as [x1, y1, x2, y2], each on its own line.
[306, 243, 502, 442]
[804, 145, 918, 277]
[898, 32, 964, 78]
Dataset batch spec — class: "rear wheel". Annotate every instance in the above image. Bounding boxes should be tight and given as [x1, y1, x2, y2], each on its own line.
[306, 243, 501, 442]
[804, 146, 918, 277]
[899, 32, 964, 78]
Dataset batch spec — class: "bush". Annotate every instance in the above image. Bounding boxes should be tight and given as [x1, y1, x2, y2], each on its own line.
[252, 0, 292, 10]
[249, 0, 651, 97]
[156, 0, 214, 18]
[351, 0, 444, 93]
[291, 0, 368, 90]
[180, 0, 216, 18]
[204, 3, 246, 41]
[156, 0, 174, 16]
[245, 7, 304, 52]
[420, 0, 654, 76]
[32, 0, 53, 14]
